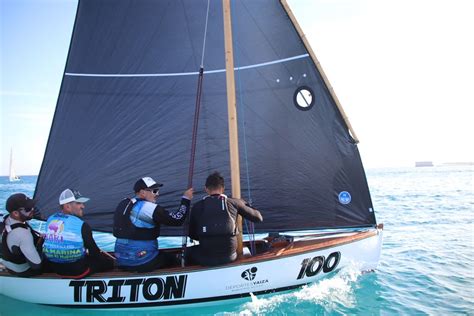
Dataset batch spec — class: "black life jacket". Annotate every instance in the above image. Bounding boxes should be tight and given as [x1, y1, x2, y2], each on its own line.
[1, 216, 40, 264]
[113, 198, 160, 240]
[195, 195, 237, 238]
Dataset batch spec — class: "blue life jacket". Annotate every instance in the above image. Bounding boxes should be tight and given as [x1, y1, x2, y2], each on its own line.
[114, 198, 160, 266]
[113, 198, 160, 240]
[42, 212, 86, 263]
[115, 238, 159, 267]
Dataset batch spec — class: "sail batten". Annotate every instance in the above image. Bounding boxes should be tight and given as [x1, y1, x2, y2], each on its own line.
[34, 0, 376, 235]
[64, 54, 310, 77]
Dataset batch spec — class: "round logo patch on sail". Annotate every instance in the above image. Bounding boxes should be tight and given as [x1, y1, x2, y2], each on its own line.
[338, 191, 351, 205]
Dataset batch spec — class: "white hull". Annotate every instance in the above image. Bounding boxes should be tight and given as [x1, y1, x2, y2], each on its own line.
[0, 228, 382, 309]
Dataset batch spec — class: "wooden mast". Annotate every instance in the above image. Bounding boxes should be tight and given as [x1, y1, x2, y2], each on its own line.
[280, 0, 360, 143]
[223, 0, 243, 257]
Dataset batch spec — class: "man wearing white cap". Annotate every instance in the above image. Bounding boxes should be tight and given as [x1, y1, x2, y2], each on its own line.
[42, 189, 113, 278]
[113, 177, 193, 272]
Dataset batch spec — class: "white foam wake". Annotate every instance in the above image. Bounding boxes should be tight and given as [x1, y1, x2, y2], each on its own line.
[235, 262, 363, 315]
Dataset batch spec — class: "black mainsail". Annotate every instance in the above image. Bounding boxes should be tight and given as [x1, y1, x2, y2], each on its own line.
[34, 0, 376, 235]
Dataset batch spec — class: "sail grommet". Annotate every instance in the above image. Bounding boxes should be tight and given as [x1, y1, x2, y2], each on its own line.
[293, 86, 315, 111]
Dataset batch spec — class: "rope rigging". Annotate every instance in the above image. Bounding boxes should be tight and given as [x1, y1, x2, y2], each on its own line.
[181, 0, 257, 265]
[181, 0, 210, 267]
[232, 0, 257, 256]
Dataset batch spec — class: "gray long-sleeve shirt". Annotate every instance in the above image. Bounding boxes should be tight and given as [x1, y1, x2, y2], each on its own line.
[3, 217, 42, 273]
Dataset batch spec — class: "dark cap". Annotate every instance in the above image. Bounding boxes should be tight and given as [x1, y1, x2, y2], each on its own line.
[6, 193, 37, 213]
[134, 177, 163, 192]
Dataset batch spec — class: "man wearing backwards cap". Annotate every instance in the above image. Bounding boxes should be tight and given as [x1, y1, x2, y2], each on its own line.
[1, 193, 43, 276]
[113, 176, 193, 272]
[42, 189, 113, 278]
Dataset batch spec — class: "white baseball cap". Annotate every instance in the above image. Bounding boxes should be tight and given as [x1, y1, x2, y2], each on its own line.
[59, 189, 90, 205]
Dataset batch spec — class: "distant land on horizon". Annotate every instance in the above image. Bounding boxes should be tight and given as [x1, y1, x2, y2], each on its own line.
[415, 161, 474, 167]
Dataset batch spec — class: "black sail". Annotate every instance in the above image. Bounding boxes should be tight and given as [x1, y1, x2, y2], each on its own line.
[34, 0, 376, 235]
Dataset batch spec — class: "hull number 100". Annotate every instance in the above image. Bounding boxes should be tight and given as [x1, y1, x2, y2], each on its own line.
[297, 251, 341, 280]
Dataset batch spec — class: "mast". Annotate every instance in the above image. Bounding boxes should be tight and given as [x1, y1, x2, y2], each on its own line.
[223, 0, 243, 257]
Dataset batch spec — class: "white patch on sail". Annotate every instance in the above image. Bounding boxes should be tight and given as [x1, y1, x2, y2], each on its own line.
[64, 54, 310, 78]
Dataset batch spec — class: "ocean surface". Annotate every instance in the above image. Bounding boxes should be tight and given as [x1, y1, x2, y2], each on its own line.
[0, 166, 472, 315]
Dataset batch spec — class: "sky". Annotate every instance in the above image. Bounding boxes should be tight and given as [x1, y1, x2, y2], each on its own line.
[1, 0, 473, 176]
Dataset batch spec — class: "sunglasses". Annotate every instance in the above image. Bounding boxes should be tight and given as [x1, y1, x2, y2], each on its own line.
[145, 188, 160, 194]
[17, 207, 34, 215]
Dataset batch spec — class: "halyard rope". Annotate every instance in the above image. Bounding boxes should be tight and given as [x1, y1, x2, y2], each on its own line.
[182, 0, 211, 267]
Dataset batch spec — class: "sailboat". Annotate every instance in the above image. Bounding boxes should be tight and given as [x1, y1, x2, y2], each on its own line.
[8, 148, 20, 182]
[0, 0, 383, 308]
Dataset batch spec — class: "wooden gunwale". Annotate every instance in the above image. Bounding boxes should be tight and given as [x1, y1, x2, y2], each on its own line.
[0, 228, 379, 279]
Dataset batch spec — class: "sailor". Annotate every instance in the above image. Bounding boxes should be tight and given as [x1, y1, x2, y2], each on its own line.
[1, 193, 43, 277]
[187, 172, 263, 266]
[113, 177, 193, 272]
[42, 189, 113, 278]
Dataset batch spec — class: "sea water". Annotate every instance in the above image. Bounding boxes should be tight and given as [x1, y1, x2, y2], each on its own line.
[0, 166, 472, 315]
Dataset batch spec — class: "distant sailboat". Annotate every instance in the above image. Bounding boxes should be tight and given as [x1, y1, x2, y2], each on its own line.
[9, 148, 20, 182]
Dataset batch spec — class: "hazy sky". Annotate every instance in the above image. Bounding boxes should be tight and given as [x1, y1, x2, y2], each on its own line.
[1, 0, 473, 176]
